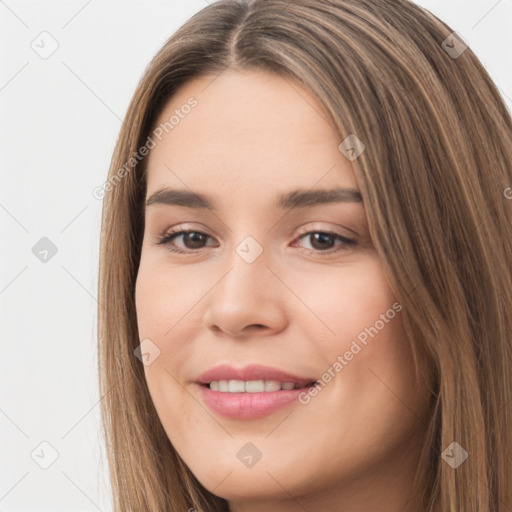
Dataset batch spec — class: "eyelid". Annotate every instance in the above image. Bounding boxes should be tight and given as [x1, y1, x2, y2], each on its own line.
[158, 222, 356, 242]
[294, 222, 358, 239]
[158, 222, 214, 238]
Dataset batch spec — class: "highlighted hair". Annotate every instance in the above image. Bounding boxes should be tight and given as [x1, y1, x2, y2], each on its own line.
[98, 1, 512, 510]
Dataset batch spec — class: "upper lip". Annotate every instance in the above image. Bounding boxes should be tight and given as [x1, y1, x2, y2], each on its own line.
[197, 364, 317, 388]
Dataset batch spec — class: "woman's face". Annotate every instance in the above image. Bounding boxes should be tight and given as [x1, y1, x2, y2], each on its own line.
[135, 69, 431, 510]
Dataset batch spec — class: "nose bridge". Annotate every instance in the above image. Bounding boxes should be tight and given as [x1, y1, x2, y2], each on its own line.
[221, 233, 271, 301]
[202, 232, 285, 336]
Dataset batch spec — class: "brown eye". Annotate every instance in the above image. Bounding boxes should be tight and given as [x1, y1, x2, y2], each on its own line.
[294, 231, 357, 255]
[306, 232, 336, 250]
[157, 230, 215, 253]
[176, 231, 209, 250]
[156, 228, 356, 256]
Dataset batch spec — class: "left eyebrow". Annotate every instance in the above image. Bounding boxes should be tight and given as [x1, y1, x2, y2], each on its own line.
[277, 187, 363, 209]
[145, 187, 363, 211]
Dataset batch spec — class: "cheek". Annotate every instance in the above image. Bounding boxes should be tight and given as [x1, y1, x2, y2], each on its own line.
[297, 257, 422, 426]
[134, 255, 205, 339]
[321, 305, 424, 447]
[134, 258, 207, 426]
[289, 254, 400, 349]
[135, 266, 190, 384]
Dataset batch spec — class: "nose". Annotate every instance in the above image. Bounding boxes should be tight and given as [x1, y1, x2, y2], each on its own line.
[202, 243, 287, 339]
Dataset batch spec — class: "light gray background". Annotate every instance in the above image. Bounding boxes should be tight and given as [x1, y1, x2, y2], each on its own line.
[1, 1, 511, 510]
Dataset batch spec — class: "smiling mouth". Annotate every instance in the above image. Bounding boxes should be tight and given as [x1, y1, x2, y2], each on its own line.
[203, 380, 318, 393]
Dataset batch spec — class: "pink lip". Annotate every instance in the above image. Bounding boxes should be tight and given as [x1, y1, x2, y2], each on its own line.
[196, 364, 317, 419]
[197, 364, 315, 387]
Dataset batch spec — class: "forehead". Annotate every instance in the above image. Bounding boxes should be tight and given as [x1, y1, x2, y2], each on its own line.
[145, 69, 358, 198]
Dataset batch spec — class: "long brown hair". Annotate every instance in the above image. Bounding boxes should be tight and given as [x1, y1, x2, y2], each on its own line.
[97, 0, 512, 510]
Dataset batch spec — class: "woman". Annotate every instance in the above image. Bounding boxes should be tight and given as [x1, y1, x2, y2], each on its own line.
[97, 0, 512, 510]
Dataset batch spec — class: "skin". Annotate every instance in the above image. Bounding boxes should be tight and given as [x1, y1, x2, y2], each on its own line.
[135, 69, 432, 512]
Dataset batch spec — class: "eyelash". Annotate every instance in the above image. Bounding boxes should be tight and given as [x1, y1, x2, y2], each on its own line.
[155, 226, 357, 256]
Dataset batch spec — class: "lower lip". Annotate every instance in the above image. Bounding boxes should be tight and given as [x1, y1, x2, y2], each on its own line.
[197, 384, 313, 419]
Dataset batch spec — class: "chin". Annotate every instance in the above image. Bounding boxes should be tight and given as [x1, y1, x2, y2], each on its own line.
[183, 447, 322, 503]
[198, 469, 303, 502]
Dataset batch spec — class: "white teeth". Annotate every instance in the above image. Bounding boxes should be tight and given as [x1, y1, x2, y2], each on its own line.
[245, 380, 265, 393]
[228, 380, 245, 393]
[264, 380, 281, 392]
[208, 380, 301, 392]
